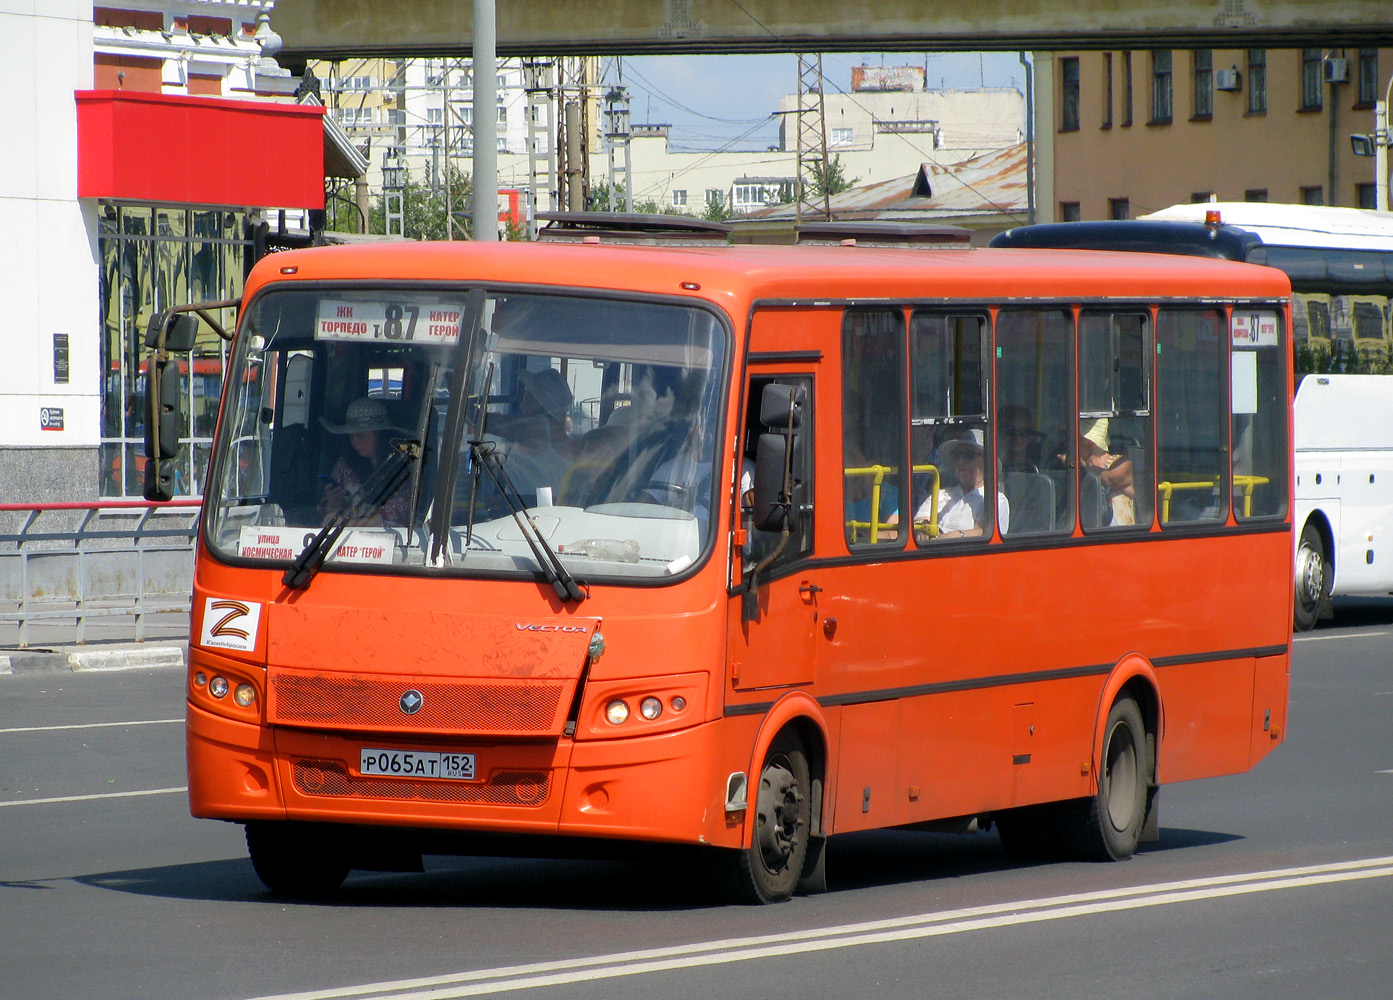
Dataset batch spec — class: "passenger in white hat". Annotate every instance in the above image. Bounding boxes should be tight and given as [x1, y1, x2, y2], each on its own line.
[914, 427, 1010, 540]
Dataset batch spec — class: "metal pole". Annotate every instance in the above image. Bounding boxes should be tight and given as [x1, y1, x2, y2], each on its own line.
[471, 0, 498, 241]
[1378, 97, 1389, 212]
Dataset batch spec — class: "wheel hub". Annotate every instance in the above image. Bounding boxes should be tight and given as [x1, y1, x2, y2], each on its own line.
[755, 761, 803, 868]
[1296, 544, 1324, 606]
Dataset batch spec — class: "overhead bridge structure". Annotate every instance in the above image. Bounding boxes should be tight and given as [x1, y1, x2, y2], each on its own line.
[276, 0, 1393, 61]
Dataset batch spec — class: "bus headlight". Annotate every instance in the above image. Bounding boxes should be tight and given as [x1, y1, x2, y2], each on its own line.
[639, 697, 662, 720]
[234, 684, 256, 708]
[605, 700, 630, 725]
[209, 676, 229, 699]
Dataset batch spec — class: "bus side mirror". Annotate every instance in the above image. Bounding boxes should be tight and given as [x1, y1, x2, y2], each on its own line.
[759, 382, 804, 429]
[145, 312, 198, 351]
[751, 432, 790, 532]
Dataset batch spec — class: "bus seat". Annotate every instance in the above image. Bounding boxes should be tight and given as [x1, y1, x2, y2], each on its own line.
[268, 422, 322, 523]
[1080, 469, 1111, 529]
[1003, 471, 1055, 534]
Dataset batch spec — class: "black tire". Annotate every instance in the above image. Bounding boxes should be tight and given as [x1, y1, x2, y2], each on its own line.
[1058, 697, 1150, 861]
[1294, 520, 1328, 632]
[727, 732, 811, 904]
[246, 822, 350, 897]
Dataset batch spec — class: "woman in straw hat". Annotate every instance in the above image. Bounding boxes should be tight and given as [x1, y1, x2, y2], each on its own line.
[318, 398, 411, 525]
[1078, 417, 1135, 526]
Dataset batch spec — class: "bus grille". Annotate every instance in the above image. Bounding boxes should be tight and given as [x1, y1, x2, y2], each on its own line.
[292, 759, 550, 806]
[268, 671, 568, 736]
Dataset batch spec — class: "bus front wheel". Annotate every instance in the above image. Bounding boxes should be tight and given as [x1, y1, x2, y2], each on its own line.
[246, 821, 350, 897]
[727, 732, 811, 904]
[1294, 521, 1328, 632]
[1059, 696, 1149, 861]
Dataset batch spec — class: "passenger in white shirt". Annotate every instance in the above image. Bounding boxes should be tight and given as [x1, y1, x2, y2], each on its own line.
[914, 428, 1009, 541]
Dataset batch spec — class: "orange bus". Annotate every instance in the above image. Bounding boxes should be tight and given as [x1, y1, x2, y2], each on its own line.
[154, 232, 1293, 902]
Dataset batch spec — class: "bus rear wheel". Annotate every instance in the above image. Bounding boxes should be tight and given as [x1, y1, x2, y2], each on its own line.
[246, 821, 350, 897]
[727, 732, 811, 904]
[1294, 521, 1328, 632]
[1059, 696, 1149, 861]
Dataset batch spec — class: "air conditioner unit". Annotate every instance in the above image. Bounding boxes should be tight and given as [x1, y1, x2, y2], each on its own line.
[1214, 69, 1241, 92]
[1325, 58, 1349, 84]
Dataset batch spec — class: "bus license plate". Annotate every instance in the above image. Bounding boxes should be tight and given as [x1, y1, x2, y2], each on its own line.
[360, 749, 476, 780]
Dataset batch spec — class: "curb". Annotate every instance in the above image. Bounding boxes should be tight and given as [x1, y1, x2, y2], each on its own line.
[0, 644, 187, 676]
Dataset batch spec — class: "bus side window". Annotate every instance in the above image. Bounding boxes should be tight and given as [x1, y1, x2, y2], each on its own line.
[1079, 311, 1152, 530]
[997, 308, 1075, 534]
[1157, 308, 1227, 525]
[842, 309, 906, 548]
[1231, 310, 1289, 520]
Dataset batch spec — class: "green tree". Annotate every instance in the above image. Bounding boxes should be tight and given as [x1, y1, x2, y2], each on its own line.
[809, 154, 859, 199]
[701, 189, 730, 222]
[369, 166, 473, 241]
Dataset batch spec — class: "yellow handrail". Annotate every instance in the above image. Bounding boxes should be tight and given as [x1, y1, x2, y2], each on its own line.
[1158, 474, 1271, 521]
[844, 464, 941, 542]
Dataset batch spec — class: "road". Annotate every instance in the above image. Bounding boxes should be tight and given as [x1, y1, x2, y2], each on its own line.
[2, 603, 1391, 1000]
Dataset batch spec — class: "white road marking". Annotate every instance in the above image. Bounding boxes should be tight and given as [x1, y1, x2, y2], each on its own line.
[242, 856, 1393, 1000]
[1293, 630, 1390, 642]
[0, 718, 182, 735]
[0, 786, 187, 808]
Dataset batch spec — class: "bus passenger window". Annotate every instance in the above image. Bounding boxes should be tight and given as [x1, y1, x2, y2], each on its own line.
[997, 308, 1074, 534]
[1231, 310, 1289, 520]
[909, 311, 989, 542]
[1079, 312, 1152, 530]
[1156, 309, 1226, 525]
[843, 309, 906, 548]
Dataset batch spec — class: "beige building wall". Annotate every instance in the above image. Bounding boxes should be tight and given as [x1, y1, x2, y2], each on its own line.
[1048, 48, 1393, 221]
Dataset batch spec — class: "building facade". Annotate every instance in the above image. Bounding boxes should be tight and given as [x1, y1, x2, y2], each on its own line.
[1037, 46, 1393, 221]
[7, 1, 350, 503]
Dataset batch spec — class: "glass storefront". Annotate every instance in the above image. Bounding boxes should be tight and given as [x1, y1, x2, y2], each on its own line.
[97, 204, 253, 497]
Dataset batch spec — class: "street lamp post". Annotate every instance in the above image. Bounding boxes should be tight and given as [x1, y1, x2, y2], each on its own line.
[1351, 75, 1391, 212]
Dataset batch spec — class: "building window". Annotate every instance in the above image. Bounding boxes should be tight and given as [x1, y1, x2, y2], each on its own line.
[671, 189, 688, 208]
[337, 106, 375, 128]
[1191, 192, 1213, 203]
[426, 107, 443, 125]
[498, 105, 507, 124]
[1061, 57, 1080, 131]
[1109, 198, 1130, 220]
[830, 127, 854, 145]
[706, 189, 724, 211]
[1060, 201, 1081, 222]
[1357, 183, 1377, 210]
[1247, 50, 1267, 114]
[1102, 53, 1114, 128]
[1192, 50, 1213, 119]
[1244, 189, 1269, 202]
[1357, 49, 1379, 107]
[1121, 52, 1133, 126]
[1301, 49, 1323, 110]
[1151, 51, 1172, 124]
[1301, 185, 1324, 206]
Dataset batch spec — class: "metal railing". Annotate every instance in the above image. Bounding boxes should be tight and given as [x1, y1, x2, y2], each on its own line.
[0, 500, 200, 648]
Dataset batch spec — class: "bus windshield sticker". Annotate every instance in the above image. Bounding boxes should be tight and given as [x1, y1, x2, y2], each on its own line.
[1230, 312, 1278, 348]
[1231, 350, 1258, 414]
[315, 299, 461, 345]
[238, 526, 396, 566]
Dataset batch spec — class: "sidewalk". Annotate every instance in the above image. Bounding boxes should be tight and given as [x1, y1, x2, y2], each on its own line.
[0, 614, 189, 676]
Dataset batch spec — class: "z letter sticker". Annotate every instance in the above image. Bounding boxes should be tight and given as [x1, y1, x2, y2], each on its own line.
[200, 598, 262, 652]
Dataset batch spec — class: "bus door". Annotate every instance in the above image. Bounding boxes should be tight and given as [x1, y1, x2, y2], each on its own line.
[729, 370, 819, 692]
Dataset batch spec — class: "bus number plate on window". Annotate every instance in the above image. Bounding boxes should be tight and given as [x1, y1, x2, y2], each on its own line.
[359, 749, 476, 780]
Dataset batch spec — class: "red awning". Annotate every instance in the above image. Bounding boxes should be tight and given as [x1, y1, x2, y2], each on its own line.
[76, 90, 325, 209]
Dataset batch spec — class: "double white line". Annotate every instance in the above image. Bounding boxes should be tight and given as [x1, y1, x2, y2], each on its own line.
[248, 856, 1393, 1000]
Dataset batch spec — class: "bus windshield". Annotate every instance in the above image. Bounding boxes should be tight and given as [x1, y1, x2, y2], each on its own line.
[205, 286, 728, 582]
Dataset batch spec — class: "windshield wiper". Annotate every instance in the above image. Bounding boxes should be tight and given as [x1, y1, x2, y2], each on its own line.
[282, 441, 419, 590]
[470, 440, 586, 604]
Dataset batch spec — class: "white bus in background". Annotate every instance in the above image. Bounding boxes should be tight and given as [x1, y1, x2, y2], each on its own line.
[1138, 203, 1393, 361]
[1293, 374, 1393, 630]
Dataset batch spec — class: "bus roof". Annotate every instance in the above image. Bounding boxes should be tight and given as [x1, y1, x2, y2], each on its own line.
[247, 240, 1291, 308]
